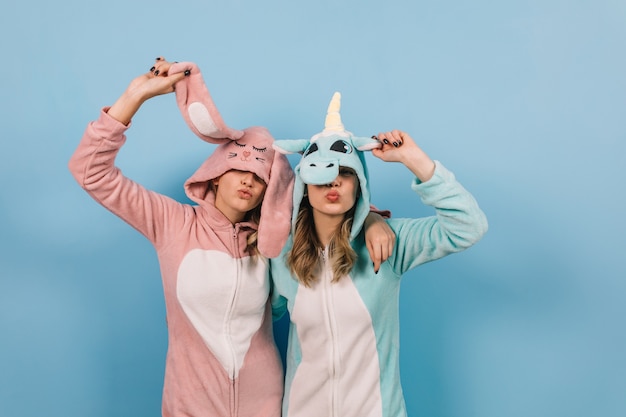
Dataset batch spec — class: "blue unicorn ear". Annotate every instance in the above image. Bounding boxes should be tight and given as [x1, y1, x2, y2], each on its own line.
[273, 139, 311, 155]
[352, 136, 382, 152]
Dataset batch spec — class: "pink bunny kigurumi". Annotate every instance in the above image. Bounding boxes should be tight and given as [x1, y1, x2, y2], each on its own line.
[169, 62, 294, 258]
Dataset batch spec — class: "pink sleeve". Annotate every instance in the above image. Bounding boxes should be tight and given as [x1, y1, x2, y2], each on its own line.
[68, 108, 187, 247]
[369, 204, 391, 219]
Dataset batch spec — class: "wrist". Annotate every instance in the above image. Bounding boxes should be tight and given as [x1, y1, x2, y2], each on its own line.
[405, 152, 435, 182]
[107, 90, 146, 125]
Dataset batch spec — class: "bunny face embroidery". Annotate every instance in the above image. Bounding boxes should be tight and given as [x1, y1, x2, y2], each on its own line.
[228, 139, 268, 166]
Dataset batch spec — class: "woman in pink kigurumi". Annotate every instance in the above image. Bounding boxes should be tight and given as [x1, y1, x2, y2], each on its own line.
[69, 58, 394, 417]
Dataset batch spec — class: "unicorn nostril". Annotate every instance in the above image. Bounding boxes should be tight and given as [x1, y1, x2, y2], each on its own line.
[310, 163, 317, 167]
[326, 163, 334, 168]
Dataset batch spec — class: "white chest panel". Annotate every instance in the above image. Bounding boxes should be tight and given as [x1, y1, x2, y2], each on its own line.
[177, 249, 268, 378]
[289, 273, 383, 417]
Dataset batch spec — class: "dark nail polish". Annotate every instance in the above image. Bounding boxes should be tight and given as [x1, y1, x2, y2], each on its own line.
[154, 70, 160, 76]
[393, 142, 399, 147]
[150, 66, 155, 72]
[184, 69, 191, 76]
[156, 57, 162, 61]
[383, 139, 389, 144]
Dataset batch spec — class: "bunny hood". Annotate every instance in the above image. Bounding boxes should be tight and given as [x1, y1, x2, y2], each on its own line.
[184, 125, 279, 203]
[273, 92, 381, 241]
[172, 62, 294, 258]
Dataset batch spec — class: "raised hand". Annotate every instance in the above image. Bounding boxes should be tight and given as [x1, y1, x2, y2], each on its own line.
[372, 130, 436, 183]
[108, 57, 190, 125]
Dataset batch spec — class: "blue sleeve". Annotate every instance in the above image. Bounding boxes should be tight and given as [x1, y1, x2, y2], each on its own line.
[388, 161, 488, 275]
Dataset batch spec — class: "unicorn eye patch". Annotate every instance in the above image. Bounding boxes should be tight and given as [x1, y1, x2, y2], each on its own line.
[304, 143, 319, 157]
[330, 140, 353, 154]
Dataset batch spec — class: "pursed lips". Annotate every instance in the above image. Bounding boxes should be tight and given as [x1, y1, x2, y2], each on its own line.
[237, 188, 254, 199]
[325, 190, 340, 202]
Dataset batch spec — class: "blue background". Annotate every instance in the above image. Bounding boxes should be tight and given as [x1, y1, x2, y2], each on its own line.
[1, 1, 625, 416]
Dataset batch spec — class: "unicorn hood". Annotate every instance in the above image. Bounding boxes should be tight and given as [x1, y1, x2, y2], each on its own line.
[273, 92, 381, 240]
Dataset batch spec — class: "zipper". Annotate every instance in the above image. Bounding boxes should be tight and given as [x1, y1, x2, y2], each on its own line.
[322, 247, 340, 417]
[226, 223, 241, 416]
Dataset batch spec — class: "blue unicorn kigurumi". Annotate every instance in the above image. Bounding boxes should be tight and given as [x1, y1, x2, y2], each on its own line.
[273, 92, 382, 240]
[270, 88, 488, 417]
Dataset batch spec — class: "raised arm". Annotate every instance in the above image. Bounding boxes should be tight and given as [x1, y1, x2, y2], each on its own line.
[371, 130, 488, 274]
[68, 58, 191, 246]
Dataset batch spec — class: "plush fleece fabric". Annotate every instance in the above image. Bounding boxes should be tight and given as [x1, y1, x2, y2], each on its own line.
[270, 93, 488, 417]
[69, 63, 294, 417]
[169, 61, 294, 258]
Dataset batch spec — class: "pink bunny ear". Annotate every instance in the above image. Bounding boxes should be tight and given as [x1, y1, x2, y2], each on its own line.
[257, 149, 295, 258]
[170, 62, 244, 143]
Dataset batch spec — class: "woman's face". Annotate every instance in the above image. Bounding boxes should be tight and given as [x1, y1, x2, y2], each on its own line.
[306, 167, 359, 218]
[213, 169, 267, 224]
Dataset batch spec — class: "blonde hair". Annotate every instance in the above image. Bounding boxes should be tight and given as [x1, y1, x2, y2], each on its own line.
[245, 204, 262, 256]
[286, 196, 357, 287]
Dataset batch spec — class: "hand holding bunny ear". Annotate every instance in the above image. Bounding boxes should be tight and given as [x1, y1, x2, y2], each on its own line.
[107, 58, 189, 126]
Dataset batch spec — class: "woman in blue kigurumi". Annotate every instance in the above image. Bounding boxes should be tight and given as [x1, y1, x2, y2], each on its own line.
[270, 92, 488, 417]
